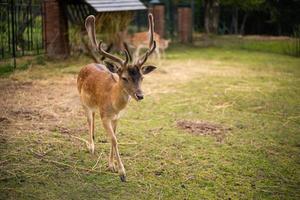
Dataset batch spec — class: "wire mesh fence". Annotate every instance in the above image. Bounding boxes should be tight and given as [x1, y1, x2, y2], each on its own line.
[0, 0, 44, 67]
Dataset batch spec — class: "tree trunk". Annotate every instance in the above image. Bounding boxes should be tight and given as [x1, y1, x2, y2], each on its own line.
[230, 7, 239, 34]
[204, 0, 220, 34]
[239, 13, 248, 35]
[233, 7, 239, 34]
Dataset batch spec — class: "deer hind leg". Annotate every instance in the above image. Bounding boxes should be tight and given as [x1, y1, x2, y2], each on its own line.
[102, 118, 126, 182]
[155, 47, 160, 60]
[84, 107, 95, 154]
[162, 49, 166, 59]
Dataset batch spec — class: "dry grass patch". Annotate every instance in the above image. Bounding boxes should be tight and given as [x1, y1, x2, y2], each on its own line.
[176, 120, 231, 142]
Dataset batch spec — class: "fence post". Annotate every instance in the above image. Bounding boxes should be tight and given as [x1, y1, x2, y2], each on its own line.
[149, 3, 165, 38]
[177, 6, 192, 43]
[11, 0, 16, 68]
[43, 0, 69, 59]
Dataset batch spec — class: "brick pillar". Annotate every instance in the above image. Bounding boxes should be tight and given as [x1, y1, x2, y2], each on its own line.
[178, 6, 192, 43]
[149, 4, 165, 38]
[43, 0, 69, 59]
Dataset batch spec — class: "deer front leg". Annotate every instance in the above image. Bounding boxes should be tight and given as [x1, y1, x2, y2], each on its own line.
[102, 118, 126, 182]
[107, 119, 118, 172]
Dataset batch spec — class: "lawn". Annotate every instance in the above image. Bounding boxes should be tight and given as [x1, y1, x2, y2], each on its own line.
[0, 43, 300, 199]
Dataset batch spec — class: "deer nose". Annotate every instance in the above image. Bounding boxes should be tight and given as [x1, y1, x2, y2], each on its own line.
[136, 93, 144, 101]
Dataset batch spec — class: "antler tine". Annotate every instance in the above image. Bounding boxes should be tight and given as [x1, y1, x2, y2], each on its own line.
[148, 14, 154, 48]
[123, 47, 130, 66]
[137, 13, 156, 66]
[98, 41, 126, 66]
[123, 42, 132, 62]
[138, 41, 156, 66]
[85, 15, 98, 48]
[86, 15, 127, 67]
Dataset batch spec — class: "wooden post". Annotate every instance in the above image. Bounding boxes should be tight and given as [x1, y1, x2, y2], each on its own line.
[43, 0, 69, 59]
[178, 6, 192, 43]
[149, 3, 165, 38]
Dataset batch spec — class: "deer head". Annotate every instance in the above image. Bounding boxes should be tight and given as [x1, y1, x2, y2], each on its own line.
[85, 14, 157, 101]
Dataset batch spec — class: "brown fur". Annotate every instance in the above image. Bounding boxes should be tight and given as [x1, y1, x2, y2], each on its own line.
[129, 31, 170, 59]
[77, 64, 128, 116]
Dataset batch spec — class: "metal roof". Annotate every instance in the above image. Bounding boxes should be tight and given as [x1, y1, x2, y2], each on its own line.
[85, 0, 147, 12]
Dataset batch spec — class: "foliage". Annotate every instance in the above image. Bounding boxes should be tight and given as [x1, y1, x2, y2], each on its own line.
[0, 63, 14, 77]
[69, 11, 134, 56]
[221, 0, 265, 11]
[34, 55, 46, 65]
[95, 11, 134, 43]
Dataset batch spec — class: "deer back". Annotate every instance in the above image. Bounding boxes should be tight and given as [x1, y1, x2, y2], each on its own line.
[130, 32, 160, 48]
[77, 64, 129, 113]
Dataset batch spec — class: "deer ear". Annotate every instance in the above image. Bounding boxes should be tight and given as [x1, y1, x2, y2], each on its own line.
[104, 61, 119, 73]
[141, 65, 157, 75]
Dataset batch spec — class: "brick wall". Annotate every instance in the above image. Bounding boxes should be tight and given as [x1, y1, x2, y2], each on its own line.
[43, 0, 69, 58]
[149, 4, 165, 38]
[178, 7, 192, 43]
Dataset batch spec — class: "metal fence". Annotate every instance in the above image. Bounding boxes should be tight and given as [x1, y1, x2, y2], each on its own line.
[0, 0, 43, 67]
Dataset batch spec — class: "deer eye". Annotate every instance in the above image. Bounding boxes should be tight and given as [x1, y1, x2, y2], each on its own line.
[122, 77, 128, 82]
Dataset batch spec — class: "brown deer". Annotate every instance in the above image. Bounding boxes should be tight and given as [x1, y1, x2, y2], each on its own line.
[129, 31, 170, 59]
[77, 14, 157, 182]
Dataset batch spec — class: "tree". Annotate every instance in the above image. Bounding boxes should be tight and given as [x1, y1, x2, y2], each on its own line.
[204, 0, 220, 34]
[222, 0, 265, 34]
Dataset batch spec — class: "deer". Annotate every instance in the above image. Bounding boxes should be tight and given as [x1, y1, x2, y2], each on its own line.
[77, 14, 157, 182]
[129, 31, 170, 59]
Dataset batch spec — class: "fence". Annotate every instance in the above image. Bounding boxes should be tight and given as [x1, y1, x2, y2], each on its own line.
[0, 0, 43, 68]
[133, 1, 195, 40]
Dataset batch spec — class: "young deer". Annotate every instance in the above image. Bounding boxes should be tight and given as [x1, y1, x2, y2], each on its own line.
[77, 14, 157, 182]
[129, 31, 170, 59]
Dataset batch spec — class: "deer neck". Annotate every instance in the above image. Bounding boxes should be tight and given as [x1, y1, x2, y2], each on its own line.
[111, 81, 130, 112]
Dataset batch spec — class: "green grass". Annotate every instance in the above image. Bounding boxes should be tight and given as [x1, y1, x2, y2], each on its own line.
[0, 55, 47, 77]
[0, 61, 32, 77]
[1, 43, 300, 199]
[193, 35, 297, 57]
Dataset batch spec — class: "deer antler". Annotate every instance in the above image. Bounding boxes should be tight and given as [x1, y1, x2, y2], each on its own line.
[136, 13, 156, 67]
[85, 15, 98, 49]
[85, 15, 130, 67]
[98, 41, 129, 67]
[123, 42, 132, 62]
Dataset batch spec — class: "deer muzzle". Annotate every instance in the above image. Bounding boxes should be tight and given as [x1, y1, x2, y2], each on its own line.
[135, 90, 144, 101]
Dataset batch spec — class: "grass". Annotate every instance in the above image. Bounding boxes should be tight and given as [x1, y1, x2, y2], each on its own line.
[0, 55, 47, 77]
[0, 42, 300, 199]
[193, 34, 296, 56]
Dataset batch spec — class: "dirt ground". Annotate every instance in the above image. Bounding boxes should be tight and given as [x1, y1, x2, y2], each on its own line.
[0, 58, 223, 141]
[0, 75, 87, 144]
[176, 120, 230, 142]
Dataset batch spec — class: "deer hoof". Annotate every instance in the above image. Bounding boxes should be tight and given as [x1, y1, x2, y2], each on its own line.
[119, 174, 126, 182]
[88, 144, 95, 154]
[108, 165, 117, 173]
